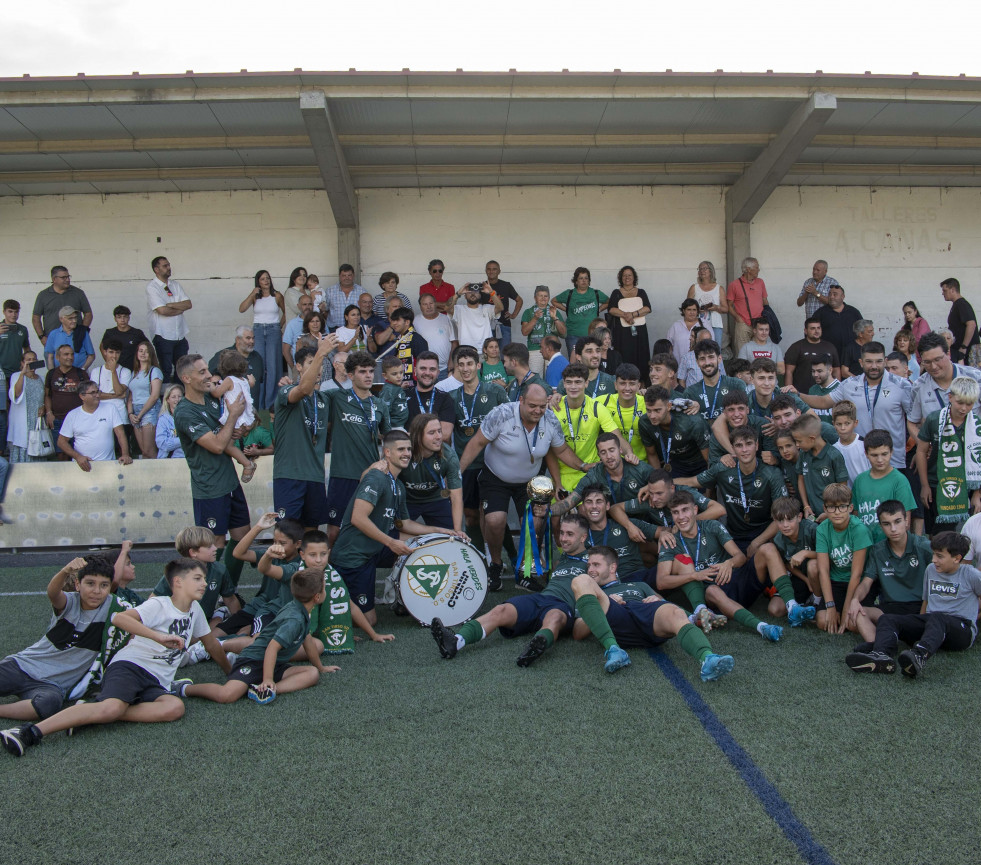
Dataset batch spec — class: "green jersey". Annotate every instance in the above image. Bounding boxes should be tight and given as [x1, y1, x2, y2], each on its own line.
[816, 516, 872, 583]
[851, 468, 916, 543]
[380, 382, 409, 429]
[0, 323, 31, 373]
[597, 394, 648, 463]
[638, 411, 709, 475]
[480, 361, 510, 388]
[331, 469, 409, 569]
[114, 586, 144, 607]
[238, 599, 311, 664]
[657, 520, 734, 572]
[322, 387, 391, 481]
[272, 385, 329, 482]
[682, 375, 747, 421]
[506, 370, 551, 402]
[153, 560, 234, 619]
[709, 415, 767, 462]
[864, 533, 932, 605]
[453, 383, 508, 468]
[774, 519, 818, 564]
[623, 484, 714, 527]
[554, 288, 608, 338]
[763, 420, 837, 458]
[586, 518, 657, 576]
[520, 306, 564, 350]
[796, 442, 849, 513]
[748, 390, 809, 421]
[173, 395, 240, 499]
[573, 460, 653, 505]
[557, 371, 617, 400]
[244, 557, 302, 617]
[696, 460, 787, 541]
[399, 445, 463, 503]
[542, 552, 589, 609]
[238, 423, 273, 451]
[808, 381, 842, 418]
[600, 580, 656, 602]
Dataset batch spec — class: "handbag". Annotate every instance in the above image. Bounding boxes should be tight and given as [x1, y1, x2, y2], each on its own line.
[738, 278, 783, 344]
[28, 416, 55, 458]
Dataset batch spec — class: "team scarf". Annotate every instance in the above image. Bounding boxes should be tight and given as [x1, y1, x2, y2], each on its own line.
[69, 594, 136, 702]
[935, 405, 981, 523]
[310, 566, 355, 654]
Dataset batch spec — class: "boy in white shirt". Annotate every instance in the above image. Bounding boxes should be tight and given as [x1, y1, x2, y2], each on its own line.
[831, 401, 869, 485]
[89, 338, 132, 425]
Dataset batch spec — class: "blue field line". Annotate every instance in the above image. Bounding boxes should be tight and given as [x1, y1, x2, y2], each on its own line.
[649, 650, 837, 865]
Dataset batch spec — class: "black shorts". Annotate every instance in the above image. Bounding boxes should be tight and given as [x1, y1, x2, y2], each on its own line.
[461, 466, 481, 511]
[407, 497, 454, 529]
[274, 477, 329, 527]
[479, 468, 529, 516]
[717, 538, 766, 607]
[216, 609, 256, 635]
[96, 661, 168, 705]
[226, 657, 292, 686]
[605, 599, 671, 649]
[0, 658, 64, 720]
[499, 594, 574, 638]
[193, 484, 250, 537]
[822, 581, 850, 611]
[325, 477, 360, 527]
[878, 599, 923, 616]
[333, 548, 396, 613]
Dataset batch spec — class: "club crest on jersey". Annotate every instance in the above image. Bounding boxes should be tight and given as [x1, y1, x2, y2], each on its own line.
[821, 467, 831, 478]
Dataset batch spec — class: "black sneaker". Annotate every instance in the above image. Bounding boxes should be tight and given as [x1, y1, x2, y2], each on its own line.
[430, 617, 458, 660]
[391, 598, 409, 617]
[899, 649, 925, 678]
[1, 724, 39, 756]
[487, 562, 504, 592]
[851, 641, 874, 654]
[516, 634, 548, 668]
[515, 570, 547, 593]
[845, 650, 896, 674]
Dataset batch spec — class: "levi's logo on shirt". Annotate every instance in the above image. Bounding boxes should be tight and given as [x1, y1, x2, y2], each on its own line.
[929, 579, 958, 596]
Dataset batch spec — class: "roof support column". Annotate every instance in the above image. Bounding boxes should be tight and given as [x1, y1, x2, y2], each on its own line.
[300, 90, 361, 279]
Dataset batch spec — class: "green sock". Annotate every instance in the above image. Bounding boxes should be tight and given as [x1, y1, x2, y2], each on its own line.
[677, 623, 712, 663]
[535, 628, 555, 648]
[576, 595, 618, 650]
[681, 580, 707, 611]
[457, 620, 484, 645]
[774, 575, 796, 606]
[734, 608, 762, 631]
[222, 543, 245, 589]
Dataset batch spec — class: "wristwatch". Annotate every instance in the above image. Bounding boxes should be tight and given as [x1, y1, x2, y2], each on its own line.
[825, 601, 836, 609]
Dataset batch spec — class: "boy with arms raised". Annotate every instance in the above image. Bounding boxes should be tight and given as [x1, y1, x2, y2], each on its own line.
[831, 401, 870, 484]
[792, 413, 849, 522]
[2, 559, 228, 756]
[0, 557, 114, 723]
[846, 531, 981, 678]
[850, 430, 916, 543]
[815, 483, 872, 634]
[570, 546, 734, 681]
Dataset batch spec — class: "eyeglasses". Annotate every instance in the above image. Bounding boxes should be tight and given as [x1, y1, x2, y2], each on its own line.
[826, 504, 851, 512]
[430, 268, 443, 274]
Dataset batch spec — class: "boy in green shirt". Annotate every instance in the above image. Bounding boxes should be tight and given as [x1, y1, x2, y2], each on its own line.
[379, 356, 410, 429]
[792, 413, 849, 522]
[850, 430, 916, 543]
[815, 483, 872, 634]
[754, 497, 820, 626]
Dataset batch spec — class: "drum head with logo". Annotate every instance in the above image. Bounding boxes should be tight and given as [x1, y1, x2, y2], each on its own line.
[395, 533, 487, 627]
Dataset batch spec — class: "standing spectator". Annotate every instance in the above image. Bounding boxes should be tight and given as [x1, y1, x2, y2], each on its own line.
[238, 269, 285, 410]
[814, 285, 862, 360]
[323, 264, 363, 331]
[541, 335, 568, 389]
[145, 256, 191, 383]
[738, 318, 785, 376]
[667, 299, 706, 367]
[283, 266, 309, 320]
[521, 286, 566, 376]
[31, 266, 92, 344]
[726, 257, 769, 354]
[43, 307, 93, 371]
[687, 260, 727, 344]
[941, 277, 980, 367]
[127, 341, 163, 459]
[99, 305, 147, 370]
[783, 318, 842, 393]
[608, 265, 652, 382]
[413, 293, 456, 375]
[373, 271, 413, 322]
[282, 294, 315, 377]
[7, 351, 44, 462]
[451, 282, 501, 351]
[840, 319, 875, 379]
[0, 301, 33, 379]
[356, 292, 385, 354]
[155, 384, 185, 459]
[901, 301, 931, 358]
[797, 259, 840, 318]
[908, 331, 981, 430]
[89, 338, 132, 424]
[483, 260, 522, 348]
[551, 266, 609, 357]
[208, 326, 264, 408]
[480, 337, 510, 389]
[420, 259, 456, 315]
[44, 344, 87, 437]
[57, 381, 132, 470]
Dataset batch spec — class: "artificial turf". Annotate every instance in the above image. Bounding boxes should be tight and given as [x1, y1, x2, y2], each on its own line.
[1, 563, 979, 865]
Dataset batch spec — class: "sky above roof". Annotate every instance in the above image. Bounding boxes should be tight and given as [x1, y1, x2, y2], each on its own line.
[8, 0, 981, 80]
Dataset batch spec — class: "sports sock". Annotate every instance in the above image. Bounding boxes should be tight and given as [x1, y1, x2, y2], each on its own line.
[457, 620, 485, 646]
[535, 628, 555, 648]
[222, 543, 245, 589]
[681, 581, 707, 611]
[733, 608, 762, 631]
[812, 595, 823, 606]
[577, 594, 618, 650]
[677, 623, 712, 663]
[774, 575, 797, 607]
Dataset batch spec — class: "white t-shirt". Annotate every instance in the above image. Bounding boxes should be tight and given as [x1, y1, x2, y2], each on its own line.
[110, 596, 209, 688]
[145, 278, 190, 341]
[218, 376, 255, 426]
[833, 437, 871, 486]
[413, 313, 455, 369]
[435, 375, 463, 393]
[454, 303, 497, 351]
[60, 403, 120, 461]
[961, 513, 981, 563]
[89, 365, 132, 424]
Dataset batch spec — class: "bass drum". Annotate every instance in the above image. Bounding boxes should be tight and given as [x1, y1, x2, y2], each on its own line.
[394, 533, 487, 627]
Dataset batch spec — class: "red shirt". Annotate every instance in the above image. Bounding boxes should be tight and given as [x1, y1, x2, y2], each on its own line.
[726, 277, 768, 327]
[420, 281, 456, 304]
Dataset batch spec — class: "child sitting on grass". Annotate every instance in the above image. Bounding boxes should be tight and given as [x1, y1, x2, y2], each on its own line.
[754, 496, 819, 626]
[815, 483, 872, 635]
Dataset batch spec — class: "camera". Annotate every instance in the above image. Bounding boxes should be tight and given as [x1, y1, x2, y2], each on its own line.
[29, 360, 45, 370]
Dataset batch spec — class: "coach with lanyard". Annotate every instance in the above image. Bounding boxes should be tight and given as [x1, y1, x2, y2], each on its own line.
[459, 382, 590, 591]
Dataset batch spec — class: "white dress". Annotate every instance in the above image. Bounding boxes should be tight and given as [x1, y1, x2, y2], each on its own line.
[218, 376, 255, 426]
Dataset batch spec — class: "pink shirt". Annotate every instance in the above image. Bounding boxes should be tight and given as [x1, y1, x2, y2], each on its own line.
[727, 277, 768, 327]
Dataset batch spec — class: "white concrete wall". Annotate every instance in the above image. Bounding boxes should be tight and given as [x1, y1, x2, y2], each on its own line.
[0, 190, 337, 362]
[2, 184, 978, 364]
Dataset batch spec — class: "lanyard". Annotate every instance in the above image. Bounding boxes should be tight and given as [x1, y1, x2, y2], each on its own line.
[302, 393, 319, 442]
[460, 383, 481, 426]
[606, 468, 623, 502]
[424, 454, 446, 490]
[513, 370, 533, 400]
[387, 472, 399, 505]
[679, 525, 701, 570]
[737, 462, 758, 515]
[863, 377, 882, 423]
[614, 398, 641, 442]
[351, 391, 376, 436]
[588, 523, 610, 548]
[659, 418, 674, 466]
[589, 375, 602, 398]
[701, 379, 720, 418]
[415, 388, 435, 414]
[523, 418, 542, 464]
[564, 398, 588, 456]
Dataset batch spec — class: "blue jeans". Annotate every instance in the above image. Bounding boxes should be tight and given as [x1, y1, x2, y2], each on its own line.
[565, 333, 583, 357]
[498, 324, 512, 349]
[0, 411, 6, 457]
[0, 455, 8, 502]
[153, 336, 189, 383]
[252, 322, 280, 409]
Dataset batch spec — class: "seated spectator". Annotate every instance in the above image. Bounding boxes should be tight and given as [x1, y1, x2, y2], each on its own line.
[155, 384, 185, 459]
[7, 351, 45, 463]
[893, 330, 920, 380]
[100, 305, 148, 370]
[295, 311, 327, 361]
[44, 344, 87, 437]
[43, 307, 94, 371]
[667, 299, 706, 366]
[358, 292, 385, 355]
[127, 341, 163, 459]
[334, 305, 370, 353]
[57, 381, 132, 470]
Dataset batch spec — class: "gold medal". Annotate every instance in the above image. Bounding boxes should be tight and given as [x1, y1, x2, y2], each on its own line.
[394, 519, 403, 529]
[663, 462, 672, 473]
[465, 427, 475, 437]
[440, 489, 450, 498]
